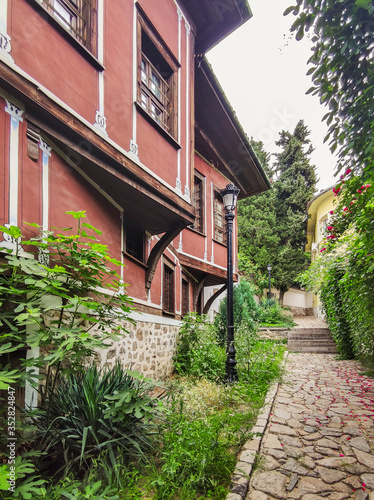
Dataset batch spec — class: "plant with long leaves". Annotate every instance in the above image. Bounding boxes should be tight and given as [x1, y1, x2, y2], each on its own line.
[28, 362, 164, 482]
[0, 211, 132, 435]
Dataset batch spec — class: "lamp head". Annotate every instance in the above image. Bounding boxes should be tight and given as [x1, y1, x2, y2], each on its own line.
[267, 264, 272, 272]
[220, 184, 240, 212]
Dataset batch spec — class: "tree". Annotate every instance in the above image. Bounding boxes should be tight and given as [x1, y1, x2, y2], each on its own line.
[237, 141, 280, 292]
[238, 123, 317, 302]
[273, 120, 318, 302]
[285, 0, 374, 273]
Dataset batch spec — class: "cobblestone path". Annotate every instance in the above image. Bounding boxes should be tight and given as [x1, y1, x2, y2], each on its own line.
[245, 353, 374, 499]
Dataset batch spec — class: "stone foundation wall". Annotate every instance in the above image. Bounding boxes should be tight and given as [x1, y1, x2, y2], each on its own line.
[96, 314, 181, 379]
[258, 327, 289, 341]
[287, 306, 314, 316]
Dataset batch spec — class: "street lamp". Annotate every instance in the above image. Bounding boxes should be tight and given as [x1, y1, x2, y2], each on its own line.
[221, 184, 240, 384]
[267, 263, 272, 300]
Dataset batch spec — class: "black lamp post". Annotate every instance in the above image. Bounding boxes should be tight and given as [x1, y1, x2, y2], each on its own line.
[221, 184, 240, 384]
[267, 263, 272, 299]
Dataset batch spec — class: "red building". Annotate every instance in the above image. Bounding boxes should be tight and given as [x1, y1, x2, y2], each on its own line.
[0, 0, 269, 378]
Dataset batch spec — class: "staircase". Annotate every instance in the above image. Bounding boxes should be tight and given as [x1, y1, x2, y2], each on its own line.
[288, 321, 338, 354]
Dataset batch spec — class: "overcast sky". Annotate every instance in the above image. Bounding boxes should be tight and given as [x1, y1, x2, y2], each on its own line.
[207, 0, 338, 191]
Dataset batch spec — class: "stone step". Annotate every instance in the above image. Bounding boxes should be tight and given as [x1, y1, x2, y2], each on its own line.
[287, 325, 338, 353]
[290, 328, 331, 334]
[288, 334, 335, 340]
[288, 339, 336, 346]
[288, 345, 338, 353]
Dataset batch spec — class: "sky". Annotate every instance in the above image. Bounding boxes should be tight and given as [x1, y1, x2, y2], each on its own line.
[207, 0, 338, 191]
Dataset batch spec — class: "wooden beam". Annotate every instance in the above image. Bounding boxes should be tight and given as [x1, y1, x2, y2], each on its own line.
[0, 62, 194, 221]
[195, 124, 245, 193]
[203, 284, 226, 315]
[193, 274, 207, 311]
[145, 222, 186, 290]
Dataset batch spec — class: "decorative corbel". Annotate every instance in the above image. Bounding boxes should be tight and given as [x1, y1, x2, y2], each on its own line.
[26, 123, 40, 161]
[203, 284, 227, 315]
[193, 274, 207, 311]
[145, 222, 186, 290]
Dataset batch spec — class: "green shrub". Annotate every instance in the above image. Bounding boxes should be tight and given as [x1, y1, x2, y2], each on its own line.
[0, 212, 132, 429]
[215, 280, 259, 343]
[299, 233, 374, 362]
[256, 299, 295, 328]
[28, 362, 164, 480]
[154, 403, 235, 498]
[173, 313, 225, 382]
[235, 326, 285, 399]
[319, 259, 355, 359]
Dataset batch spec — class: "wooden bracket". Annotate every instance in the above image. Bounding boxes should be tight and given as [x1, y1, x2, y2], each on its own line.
[193, 274, 207, 311]
[145, 222, 186, 290]
[203, 284, 226, 315]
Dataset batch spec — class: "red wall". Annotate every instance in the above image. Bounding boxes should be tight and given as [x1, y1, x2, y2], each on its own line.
[0, 104, 9, 227]
[180, 153, 233, 271]
[11, 0, 98, 123]
[49, 156, 121, 263]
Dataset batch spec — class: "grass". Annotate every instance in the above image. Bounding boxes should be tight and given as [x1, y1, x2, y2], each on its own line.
[3, 335, 285, 500]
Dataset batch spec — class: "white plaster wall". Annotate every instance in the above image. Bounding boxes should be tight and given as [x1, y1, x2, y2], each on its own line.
[283, 289, 313, 309]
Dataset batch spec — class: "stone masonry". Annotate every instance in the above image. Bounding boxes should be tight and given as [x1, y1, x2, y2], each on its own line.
[96, 317, 180, 379]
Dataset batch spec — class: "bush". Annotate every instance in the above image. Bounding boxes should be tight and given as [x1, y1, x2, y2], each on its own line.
[173, 313, 225, 382]
[154, 400, 235, 498]
[319, 259, 355, 359]
[299, 233, 374, 363]
[215, 280, 259, 343]
[256, 298, 295, 328]
[235, 326, 285, 395]
[28, 362, 164, 480]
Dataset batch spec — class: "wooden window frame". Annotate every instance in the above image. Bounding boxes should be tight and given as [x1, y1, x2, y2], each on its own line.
[136, 9, 179, 140]
[163, 261, 175, 315]
[123, 219, 145, 265]
[191, 172, 205, 234]
[35, 0, 97, 55]
[181, 277, 189, 318]
[213, 188, 227, 245]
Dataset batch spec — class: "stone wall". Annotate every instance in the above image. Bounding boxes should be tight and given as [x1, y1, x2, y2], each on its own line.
[96, 312, 182, 379]
[258, 327, 289, 341]
[287, 306, 313, 316]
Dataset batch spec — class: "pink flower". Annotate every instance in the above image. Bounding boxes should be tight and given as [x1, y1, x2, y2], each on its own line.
[330, 210, 334, 215]
[320, 248, 326, 252]
[343, 207, 348, 211]
[345, 168, 352, 175]
[327, 225, 334, 231]
[358, 189, 362, 193]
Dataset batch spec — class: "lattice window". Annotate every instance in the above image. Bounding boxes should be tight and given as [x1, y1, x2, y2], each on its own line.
[124, 219, 144, 263]
[214, 190, 227, 244]
[137, 11, 178, 138]
[39, 0, 96, 51]
[181, 278, 189, 318]
[193, 174, 204, 233]
[163, 264, 174, 314]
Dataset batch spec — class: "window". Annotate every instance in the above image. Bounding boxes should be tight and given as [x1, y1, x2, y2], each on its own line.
[214, 189, 227, 244]
[137, 11, 178, 138]
[192, 173, 204, 233]
[181, 278, 189, 318]
[124, 220, 144, 263]
[39, 0, 96, 52]
[319, 214, 329, 238]
[163, 263, 175, 314]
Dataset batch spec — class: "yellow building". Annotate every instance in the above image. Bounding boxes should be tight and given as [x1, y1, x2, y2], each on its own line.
[306, 185, 335, 316]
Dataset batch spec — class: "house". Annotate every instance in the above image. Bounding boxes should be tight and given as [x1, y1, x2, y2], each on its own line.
[0, 0, 269, 380]
[305, 185, 335, 318]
